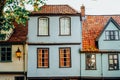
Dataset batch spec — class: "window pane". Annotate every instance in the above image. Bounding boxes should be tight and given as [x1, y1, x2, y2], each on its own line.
[115, 31, 119, 39]
[109, 55, 113, 59]
[7, 57, 11, 60]
[0, 46, 12, 62]
[114, 60, 117, 64]
[105, 31, 119, 40]
[60, 17, 70, 35]
[109, 64, 114, 69]
[38, 48, 49, 68]
[1, 57, 5, 61]
[109, 60, 113, 64]
[110, 31, 114, 35]
[7, 48, 11, 51]
[39, 18, 48, 35]
[108, 54, 119, 70]
[114, 55, 117, 59]
[106, 31, 109, 35]
[59, 48, 71, 67]
[86, 54, 96, 70]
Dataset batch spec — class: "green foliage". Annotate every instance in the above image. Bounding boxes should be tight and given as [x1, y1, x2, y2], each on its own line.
[0, 0, 46, 31]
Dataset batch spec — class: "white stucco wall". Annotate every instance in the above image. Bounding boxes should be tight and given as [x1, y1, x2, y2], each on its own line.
[0, 45, 27, 72]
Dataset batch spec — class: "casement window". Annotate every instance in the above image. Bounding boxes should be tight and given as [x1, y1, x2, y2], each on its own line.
[60, 17, 71, 35]
[37, 48, 49, 68]
[59, 47, 71, 68]
[0, 46, 12, 62]
[15, 76, 24, 80]
[108, 54, 119, 70]
[86, 54, 96, 70]
[105, 30, 119, 40]
[38, 17, 49, 36]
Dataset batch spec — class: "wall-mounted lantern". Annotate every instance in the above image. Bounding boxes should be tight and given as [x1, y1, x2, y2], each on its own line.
[16, 48, 22, 60]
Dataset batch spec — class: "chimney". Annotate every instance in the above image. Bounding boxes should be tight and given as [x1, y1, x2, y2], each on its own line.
[81, 4, 85, 17]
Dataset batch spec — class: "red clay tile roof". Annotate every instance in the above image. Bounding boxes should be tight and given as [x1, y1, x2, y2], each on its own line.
[82, 15, 120, 51]
[31, 5, 79, 15]
[0, 22, 28, 43]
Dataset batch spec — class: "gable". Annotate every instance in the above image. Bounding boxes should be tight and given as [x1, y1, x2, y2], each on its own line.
[82, 16, 120, 51]
[96, 17, 120, 41]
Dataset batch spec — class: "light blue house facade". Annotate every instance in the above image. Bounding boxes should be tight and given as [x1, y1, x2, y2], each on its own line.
[97, 18, 120, 78]
[81, 15, 120, 80]
[27, 5, 82, 80]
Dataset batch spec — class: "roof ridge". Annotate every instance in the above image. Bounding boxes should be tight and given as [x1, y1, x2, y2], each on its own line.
[45, 4, 68, 5]
[44, 4, 78, 12]
[31, 4, 79, 15]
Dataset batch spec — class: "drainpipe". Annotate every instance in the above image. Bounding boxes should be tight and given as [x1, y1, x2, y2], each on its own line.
[23, 42, 26, 80]
[101, 53, 104, 80]
[80, 50, 82, 80]
[80, 4, 85, 79]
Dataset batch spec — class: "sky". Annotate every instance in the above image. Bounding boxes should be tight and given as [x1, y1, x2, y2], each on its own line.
[46, 0, 120, 15]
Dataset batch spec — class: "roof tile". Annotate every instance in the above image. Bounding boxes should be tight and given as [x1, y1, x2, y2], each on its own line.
[0, 22, 28, 43]
[31, 5, 79, 15]
[82, 15, 120, 51]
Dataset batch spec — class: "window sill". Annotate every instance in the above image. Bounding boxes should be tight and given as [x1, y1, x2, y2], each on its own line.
[108, 69, 119, 71]
[37, 35, 50, 37]
[104, 39, 120, 41]
[59, 66, 71, 68]
[0, 61, 12, 63]
[37, 67, 49, 68]
[85, 69, 97, 70]
[59, 34, 71, 36]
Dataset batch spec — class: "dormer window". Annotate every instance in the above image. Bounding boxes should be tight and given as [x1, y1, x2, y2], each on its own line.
[105, 30, 119, 40]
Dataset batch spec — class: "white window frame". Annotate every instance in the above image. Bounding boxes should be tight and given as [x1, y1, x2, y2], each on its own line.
[105, 30, 119, 40]
[108, 54, 119, 70]
[59, 17, 71, 36]
[38, 17, 49, 36]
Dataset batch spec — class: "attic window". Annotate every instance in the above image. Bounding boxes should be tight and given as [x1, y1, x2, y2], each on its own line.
[105, 30, 119, 40]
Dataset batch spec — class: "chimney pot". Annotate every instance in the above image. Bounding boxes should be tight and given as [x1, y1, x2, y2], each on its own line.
[81, 4, 85, 17]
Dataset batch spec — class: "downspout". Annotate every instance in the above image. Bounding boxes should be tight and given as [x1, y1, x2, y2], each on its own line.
[101, 53, 104, 80]
[80, 5, 85, 79]
[80, 50, 82, 79]
[80, 15, 82, 80]
[23, 42, 26, 79]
